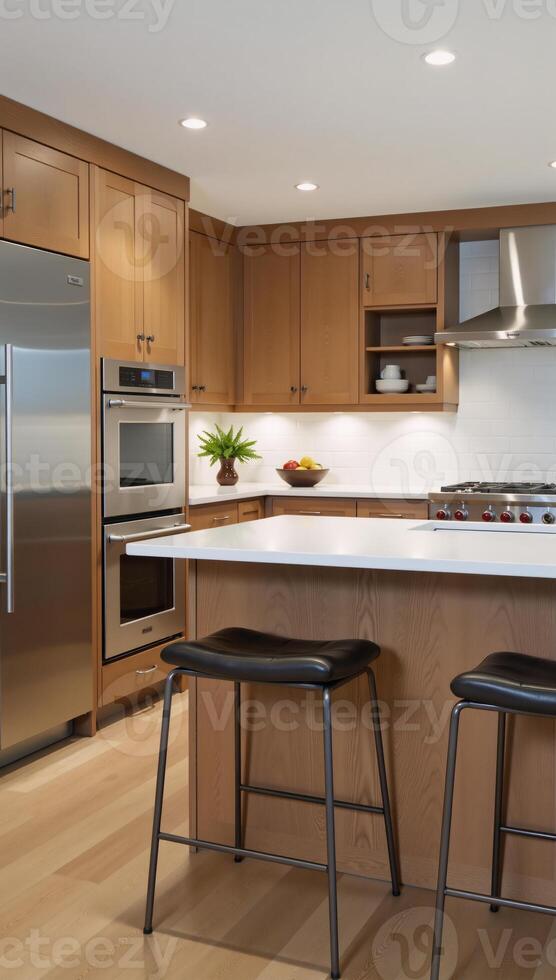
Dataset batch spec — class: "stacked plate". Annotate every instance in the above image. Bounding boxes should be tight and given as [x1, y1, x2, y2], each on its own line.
[376, 379, 410, 393]
[402, 335, 434, 346]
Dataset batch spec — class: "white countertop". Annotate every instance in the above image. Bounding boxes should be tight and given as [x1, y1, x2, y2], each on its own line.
[127, 516, 556, 579]
[189, 483, 428, 506]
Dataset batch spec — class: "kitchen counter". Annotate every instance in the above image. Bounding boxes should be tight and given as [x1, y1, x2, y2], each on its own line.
[188, 482, 428, 506]
[127, 515, 556, 578]
[131, 514, 556, 900]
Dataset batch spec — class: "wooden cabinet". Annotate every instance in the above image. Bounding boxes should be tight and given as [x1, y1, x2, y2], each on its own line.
[101, 641, 179, 707]
[190, 232, 235, 405]
[188, 501, 239, 531]
[189, 498, 264, 529]
[243, 244, 300, 405]
[300, 240, 359, 405]
[361, 233, 437, 308]
[238, 498, 264, 522]
[270, 497, 357, 517]
[94, 168, 185, 365]
[2, 130, 89, 257]
[356, 498, 428, 519]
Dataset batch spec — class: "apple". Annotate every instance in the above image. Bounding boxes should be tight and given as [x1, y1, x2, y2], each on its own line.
[283, 459, 299, 470]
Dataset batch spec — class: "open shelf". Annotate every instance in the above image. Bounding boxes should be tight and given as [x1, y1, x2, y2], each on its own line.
[363, 307, 439, 398]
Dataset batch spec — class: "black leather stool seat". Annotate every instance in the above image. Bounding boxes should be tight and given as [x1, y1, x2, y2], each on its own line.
[451, 651, 556, 716]
[162, 627, 380, 684]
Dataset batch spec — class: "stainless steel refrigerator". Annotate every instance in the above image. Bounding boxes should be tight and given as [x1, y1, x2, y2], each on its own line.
[0, 241, 92, 752]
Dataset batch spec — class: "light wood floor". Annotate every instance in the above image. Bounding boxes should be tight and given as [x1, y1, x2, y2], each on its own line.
[1, 690, 556, 979]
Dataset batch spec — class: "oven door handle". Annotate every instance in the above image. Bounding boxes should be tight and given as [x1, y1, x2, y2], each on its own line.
[108, 523, 191, 544]
[107, 399, 191, 410]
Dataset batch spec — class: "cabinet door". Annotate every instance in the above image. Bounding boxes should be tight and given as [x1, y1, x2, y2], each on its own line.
[190, 232, 235, 404]
[271, 497, 356, 517]
[361, 233, 437, 307]
[300, 240, 359, 405]
[238, 498, 264, 522]
[94, 168, 144, 362]
[188, 502, 239, 531]
[244, 245, 300, 406]
[2, 131, 89, 258]
[356, 499, 428, 519]
[140, 189, 185, 366]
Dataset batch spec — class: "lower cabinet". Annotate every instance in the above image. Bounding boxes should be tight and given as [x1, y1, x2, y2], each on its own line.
[188, 497, 265, 530]
[356, 499, 428, 519]
[270, 497, 357, 517]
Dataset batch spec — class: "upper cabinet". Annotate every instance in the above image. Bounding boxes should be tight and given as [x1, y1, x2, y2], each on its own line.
[94, 168, 185, 366]
[189, 231, 236, 405]
[361, 232, 437, 307]
[300, 240, 359, 405]
[243, 244, 300, 406]
[1, 131, 89, 258]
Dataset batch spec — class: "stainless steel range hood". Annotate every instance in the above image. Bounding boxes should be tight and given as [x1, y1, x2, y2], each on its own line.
[436, 225, 556, 348]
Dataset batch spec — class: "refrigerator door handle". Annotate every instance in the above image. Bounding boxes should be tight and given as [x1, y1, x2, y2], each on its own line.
[0, 344, 14, 613]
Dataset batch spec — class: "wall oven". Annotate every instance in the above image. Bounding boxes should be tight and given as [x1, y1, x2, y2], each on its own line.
[104, 513, 188, 661]
[102, 359, 188, 519]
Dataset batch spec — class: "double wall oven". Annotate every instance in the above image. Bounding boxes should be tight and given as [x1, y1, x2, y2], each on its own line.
[102, 360, 189, 662]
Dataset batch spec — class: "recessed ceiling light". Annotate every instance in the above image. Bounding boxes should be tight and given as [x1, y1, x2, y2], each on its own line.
[549, 161, 556, 169]
[180, 117, 208, 130]
[295, 182, 319, 192]
[423, 50, 456, 66]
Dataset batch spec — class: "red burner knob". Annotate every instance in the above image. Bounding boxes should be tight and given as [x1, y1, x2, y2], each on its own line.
[436, 509, 449, 520]
[454, 508, 468, 521]
[482, 510, 496, 522]
[500, 511, 514, 523]
[519, 511, 533, 524]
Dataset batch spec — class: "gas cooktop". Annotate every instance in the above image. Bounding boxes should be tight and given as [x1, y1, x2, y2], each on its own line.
[440, 482, 556, 494]
[429, 483, 556, 524]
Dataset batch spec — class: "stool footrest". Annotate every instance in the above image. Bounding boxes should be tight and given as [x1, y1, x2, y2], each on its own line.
[501, 824, 556, 842]
[445, 887, 556, 917]
[240, 782, 383, 815]
[158, 831, 328, 873]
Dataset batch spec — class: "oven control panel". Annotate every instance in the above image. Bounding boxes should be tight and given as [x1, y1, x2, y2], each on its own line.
[119, 366, 174, 390]
[102, 358, 187, 397]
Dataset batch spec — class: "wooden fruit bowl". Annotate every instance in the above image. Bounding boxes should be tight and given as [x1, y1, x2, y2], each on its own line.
[276, 468, 330, 488]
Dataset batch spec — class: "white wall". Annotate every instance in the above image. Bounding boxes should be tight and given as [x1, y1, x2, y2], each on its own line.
[190, 241, 556, 492]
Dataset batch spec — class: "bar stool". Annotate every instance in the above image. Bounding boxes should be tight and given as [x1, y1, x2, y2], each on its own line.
[431, 651, 556, 980]
[143, 627, 401, 979]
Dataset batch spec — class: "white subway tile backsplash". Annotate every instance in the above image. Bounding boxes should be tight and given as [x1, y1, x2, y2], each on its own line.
[190, 243, 556, 491]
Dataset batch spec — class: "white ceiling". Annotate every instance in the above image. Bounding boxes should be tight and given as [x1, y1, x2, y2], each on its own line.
[1, 0, 556, 225]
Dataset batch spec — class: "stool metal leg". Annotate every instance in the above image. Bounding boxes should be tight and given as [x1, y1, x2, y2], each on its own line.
[323, 686, 340, 980]
[490, 711, 507, 913]
[367, 669, 401, 896]
[144, 671, 176, 934]
[430, 701, 465, 980]
[234, 681, 243, 863]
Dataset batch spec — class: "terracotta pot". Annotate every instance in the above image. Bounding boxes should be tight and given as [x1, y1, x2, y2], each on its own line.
[216, 457, 239, 486]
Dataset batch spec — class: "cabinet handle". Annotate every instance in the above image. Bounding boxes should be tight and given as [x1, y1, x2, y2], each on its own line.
[146, 335, 155, 344]
[191, 384, 199, 391]
[364, 272, 371, 290]
[301, 385, 309, 393]
[290, 385, 298, 393]
[137, 333, 145, 342]
[212, 515, 231, 523]
[298, 510, 322, 515]
[199, 385, 206, 392]
[4, 188, 16, 215]
[366, 512, 404, 518]
[136, 665, 158, 675]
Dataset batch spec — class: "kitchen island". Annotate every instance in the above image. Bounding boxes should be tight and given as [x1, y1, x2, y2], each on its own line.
[128, 516, 556, 904]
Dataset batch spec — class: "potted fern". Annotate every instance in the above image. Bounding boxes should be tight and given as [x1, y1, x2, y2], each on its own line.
[197, 424, 261, 486]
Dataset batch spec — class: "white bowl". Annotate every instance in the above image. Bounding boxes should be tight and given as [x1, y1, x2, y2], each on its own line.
[416, 383, 436, 393]
[376, 379, 410, 393]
